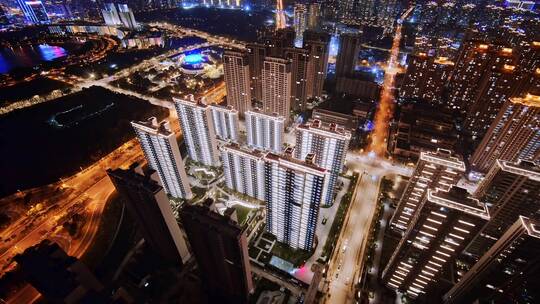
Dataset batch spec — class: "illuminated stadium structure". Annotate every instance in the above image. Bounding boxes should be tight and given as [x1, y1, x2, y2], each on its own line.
[179, 51, 215, 74]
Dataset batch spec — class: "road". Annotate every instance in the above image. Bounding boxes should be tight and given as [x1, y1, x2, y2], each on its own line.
[324, 152, 412, 304]
[2, 139, 144, 303]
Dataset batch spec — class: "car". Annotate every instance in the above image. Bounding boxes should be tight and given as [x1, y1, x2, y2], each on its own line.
[322, 217, 328, 225]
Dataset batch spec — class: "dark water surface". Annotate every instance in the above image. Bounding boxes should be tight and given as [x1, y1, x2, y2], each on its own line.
[0, 86, 168, 197]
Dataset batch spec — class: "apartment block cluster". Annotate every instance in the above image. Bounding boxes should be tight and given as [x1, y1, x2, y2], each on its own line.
[128, 28, 352, 253]
[400, 34, 540, 147]
[224, 27, 331, 120]
[380, 92, 540, 302]
[381, 142, 540, 302]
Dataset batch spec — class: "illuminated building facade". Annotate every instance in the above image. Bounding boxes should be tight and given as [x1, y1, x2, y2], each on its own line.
[293, 3, 307, 42]
[294, 120, 351, 206]
[399, 53, 454, 104]
[283, 47, 309, 111]
[448, 41, 516, 111]
[303, 30, 331, 100]
[223, 49, 252, 116]
[388, 102, 457, 159]
[444, 216, 540, 304]
[101, 2, 121, 25]
[117, 4, 137, 29]
[174, 97, 220, 167]
[470, 94, 540, 173]
[245, 109, 284, 153]
[383, 187, 490, 299]
[465, 159, 540, 257]
[18, 0, 49, 24]
[265, 148, 328, 250]
[131, 118, 193, 200]
[261, 56, 291, 121]
[246, 43, 267, 102]
[464, 64, 517, 140]
[220, 144, 265, 201]
[209, 104, 239, 143]
[390, 149, 466, 233]
[307, 3, 320, 29]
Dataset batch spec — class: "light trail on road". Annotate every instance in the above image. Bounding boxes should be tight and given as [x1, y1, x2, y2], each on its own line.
[276, 0, 286, 29]
[368, 7, 414, 156]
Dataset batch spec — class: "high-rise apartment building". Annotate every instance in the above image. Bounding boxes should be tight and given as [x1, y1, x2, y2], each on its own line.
[303, 30, 331, 100]
[180, 201, 253, 304]
[443, 216, 540, 304]
[265, 148, 328, 250]
[107, 166, 191, 265]
[470, 94, 540, 173]
[293, 3, 308, 41]
[295, 120, 351, 206]
[465, 159, 540, 257]
[18, 0, 49, 24]
[448, 41, 515, 111]
[399, 53, 454, 104]
[307, 3, 320, 29]
[464, 64, 517, 140]
[102, 2, 121, 25]
[223, 49, 252, 116]
[246, 43, 267, 102]
[221, 144, 265, 201]
[382, 187, 490, 299]
[117, 4, 137, 29]
[390, 149, 466, 232]
[283, 47, 309, 111]
[209, 104, 239, 143]
[132, 117, 192, 200]
[245, 109, 284, 153]
[335, 33, 361, 78]
[261, 56, 292, 121]
[174, 97, 220, 167]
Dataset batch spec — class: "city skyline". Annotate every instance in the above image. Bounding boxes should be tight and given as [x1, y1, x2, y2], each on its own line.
[1, 1, 540, 303]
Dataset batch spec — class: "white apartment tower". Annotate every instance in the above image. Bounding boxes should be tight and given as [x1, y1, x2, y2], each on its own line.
[262, 56, 292, 122]
[220, 144, 265, 201]
[209, 104, 239, 143]
[390, 149, 466, 233]
[265, 148, 328, 250]
[223, 50, 252, 116]
[245, 109, 285, 153]
[174, 97, 220, 167]
[295, 120, 351, 206]
[131, 117, 193, 200]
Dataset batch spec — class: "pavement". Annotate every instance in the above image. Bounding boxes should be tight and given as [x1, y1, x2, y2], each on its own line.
[369, 202, 392, 304]
[293, 177, 351, 284]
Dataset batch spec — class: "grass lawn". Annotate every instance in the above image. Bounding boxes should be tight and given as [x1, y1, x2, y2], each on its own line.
[234, 205, 251, 225]
[257, 238, 272, 251]
[271, 241, 313, 267]
[190, 186, 207, 201]
[249, 246, 261, 259]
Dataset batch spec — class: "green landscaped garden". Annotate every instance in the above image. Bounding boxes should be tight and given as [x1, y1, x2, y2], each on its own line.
[234, 205, 251, 225]
[271, 241, 313, 267]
